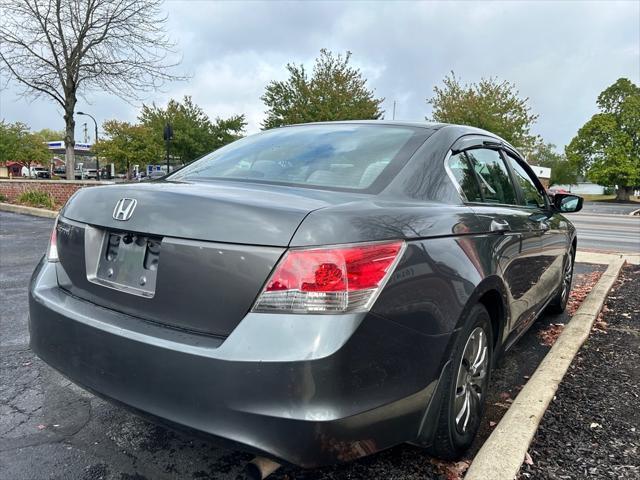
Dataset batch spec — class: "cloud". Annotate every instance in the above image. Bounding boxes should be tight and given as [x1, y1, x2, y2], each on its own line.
[0, 0, 638, 148]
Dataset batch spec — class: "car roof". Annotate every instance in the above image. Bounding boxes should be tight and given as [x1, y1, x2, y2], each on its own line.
[285, 120, 506, 140]
[285, 120, 519, 151]
[291, 119, 446, 130]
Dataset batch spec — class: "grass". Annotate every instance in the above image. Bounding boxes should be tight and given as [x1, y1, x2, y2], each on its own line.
[0, 193, 6, 203]
[579, 194, 640, 203]
[16, 190, 56, 209]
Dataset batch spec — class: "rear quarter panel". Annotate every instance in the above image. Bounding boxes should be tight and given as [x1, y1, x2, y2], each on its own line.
[372, 234, 509, 341]
[292, 199, 513, 364]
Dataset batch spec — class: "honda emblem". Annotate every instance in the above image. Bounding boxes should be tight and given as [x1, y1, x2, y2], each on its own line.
[112, 198, 137, 221]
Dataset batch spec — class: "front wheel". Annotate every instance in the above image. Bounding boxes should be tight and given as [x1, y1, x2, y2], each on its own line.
[547, 247, 574, 314]
[428, 304, 493, 460]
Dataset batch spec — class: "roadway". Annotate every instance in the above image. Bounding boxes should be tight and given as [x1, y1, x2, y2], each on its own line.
[578, 201, 639, 216]
[565, 211, 640, 253]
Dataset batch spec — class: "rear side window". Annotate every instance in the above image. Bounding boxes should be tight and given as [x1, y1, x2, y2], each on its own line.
[504, 154, 546, 208]
[465, 148, 518, 205]
[170, 124, 429, 192]
[447, 152, 482, 202]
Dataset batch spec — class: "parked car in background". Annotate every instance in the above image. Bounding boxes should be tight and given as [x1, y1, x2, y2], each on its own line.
[30, 121, 583, 470]
[143, 170, 167, 181]
[547, 186, 570, 197]
[56, 166, 98, 180]
[21, 166, 50, 179]
[83, 168, 98, 179]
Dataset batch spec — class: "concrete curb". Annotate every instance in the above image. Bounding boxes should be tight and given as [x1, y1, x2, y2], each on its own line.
[465, 258, 626, 480]
[576, 250, 639, 266]
[0, 202, 58, 219]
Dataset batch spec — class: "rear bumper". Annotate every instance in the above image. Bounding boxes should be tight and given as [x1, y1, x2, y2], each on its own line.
[29, 259, 451, 467]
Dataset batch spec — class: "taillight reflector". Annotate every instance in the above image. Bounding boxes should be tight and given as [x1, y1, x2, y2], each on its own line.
[47, 217, 59, 262]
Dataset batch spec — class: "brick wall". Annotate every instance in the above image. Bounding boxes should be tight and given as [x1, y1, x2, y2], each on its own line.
[0, 179, 110, 207]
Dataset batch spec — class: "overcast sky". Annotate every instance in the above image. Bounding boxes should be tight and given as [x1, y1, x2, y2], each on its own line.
[1, 0, 639, 150]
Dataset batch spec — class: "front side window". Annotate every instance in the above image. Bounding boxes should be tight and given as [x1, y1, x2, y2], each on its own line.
[170, 124, 428, 191]
[504, 154, 546, 208]
[465, 148, 518, 205]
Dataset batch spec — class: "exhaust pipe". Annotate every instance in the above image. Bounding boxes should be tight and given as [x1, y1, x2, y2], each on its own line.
[244, 456, 281, 480]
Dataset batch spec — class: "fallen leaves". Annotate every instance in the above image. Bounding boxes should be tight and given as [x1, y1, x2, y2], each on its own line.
[537, 271, 605, 346]
[429, 458, 471, 480]
[593, 307, 608, 333]
[538, 323, 565, 346]
[567, 271, 604, 316]
[524, 451, 534, 465]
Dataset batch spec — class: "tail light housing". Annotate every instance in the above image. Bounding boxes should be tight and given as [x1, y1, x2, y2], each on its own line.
[252, 240, 405, 314]
[46, 217, 59, 262]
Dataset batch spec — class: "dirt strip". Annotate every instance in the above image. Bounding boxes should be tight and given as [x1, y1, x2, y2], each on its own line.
[521, 264, 640, 479]
[464, 258, 625, 480]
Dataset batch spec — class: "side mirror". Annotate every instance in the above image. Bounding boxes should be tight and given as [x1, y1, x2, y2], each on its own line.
[553, 193, 583, 213]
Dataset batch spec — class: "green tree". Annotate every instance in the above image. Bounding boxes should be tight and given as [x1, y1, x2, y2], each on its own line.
[565, 78, 640, 201]
[139, 96, 246, 164]
[96, 121, 162, 178]
[526, 142, 577, 186]
[261, 49, 384, 129]
[428, 72, 539, 151]
[0, 121, 50, 173]
[36, 128, 65, 142]
[0, 121, 20, 164]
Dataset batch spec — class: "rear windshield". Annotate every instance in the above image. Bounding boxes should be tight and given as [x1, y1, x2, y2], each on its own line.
[169, 124, 429, 191]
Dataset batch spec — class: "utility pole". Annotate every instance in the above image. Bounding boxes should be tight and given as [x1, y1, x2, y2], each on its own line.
[83, 123, 88, 143]
[392, 100, 397, 120]
[77, 111, 100, 179]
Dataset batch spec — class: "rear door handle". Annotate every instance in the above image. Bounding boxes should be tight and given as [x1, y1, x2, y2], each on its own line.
[490, 219, 511, 233]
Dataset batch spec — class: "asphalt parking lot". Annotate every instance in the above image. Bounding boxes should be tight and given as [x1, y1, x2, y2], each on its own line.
[0, 211, 600, 480]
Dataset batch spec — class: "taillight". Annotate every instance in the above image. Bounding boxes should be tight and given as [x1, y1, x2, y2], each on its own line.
[47, 217, 59, 262]
[252, 240, 405, 314]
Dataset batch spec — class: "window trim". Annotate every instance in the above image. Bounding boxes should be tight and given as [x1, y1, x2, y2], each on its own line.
[443, 149, 470, 202]
[500, 149, 551, 210]
[445, 142, 522, 208]
[445, 135, 552, 210]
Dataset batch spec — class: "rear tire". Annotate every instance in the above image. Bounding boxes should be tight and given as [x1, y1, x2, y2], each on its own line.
[427, 304, 493, 460]
[547, 247, 574, 314]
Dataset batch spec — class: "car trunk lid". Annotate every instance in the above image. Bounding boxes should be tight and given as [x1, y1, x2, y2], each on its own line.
[55, 181, 362, 336]
[61, 180, 335, 245]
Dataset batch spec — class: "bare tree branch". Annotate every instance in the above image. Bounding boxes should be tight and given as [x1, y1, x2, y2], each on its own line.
[0, 0, 185, 174]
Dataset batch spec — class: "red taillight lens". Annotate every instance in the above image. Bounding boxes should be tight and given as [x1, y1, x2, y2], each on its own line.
[253, 240, 405, 313]
[47, 217, 59, 262]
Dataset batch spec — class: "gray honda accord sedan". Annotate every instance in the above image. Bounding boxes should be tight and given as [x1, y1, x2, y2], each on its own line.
[29, 121, 582, 469]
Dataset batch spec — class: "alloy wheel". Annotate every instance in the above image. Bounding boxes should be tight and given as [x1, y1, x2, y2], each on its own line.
[454, 327, 488, 434]
[560, 253, 574, 304]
